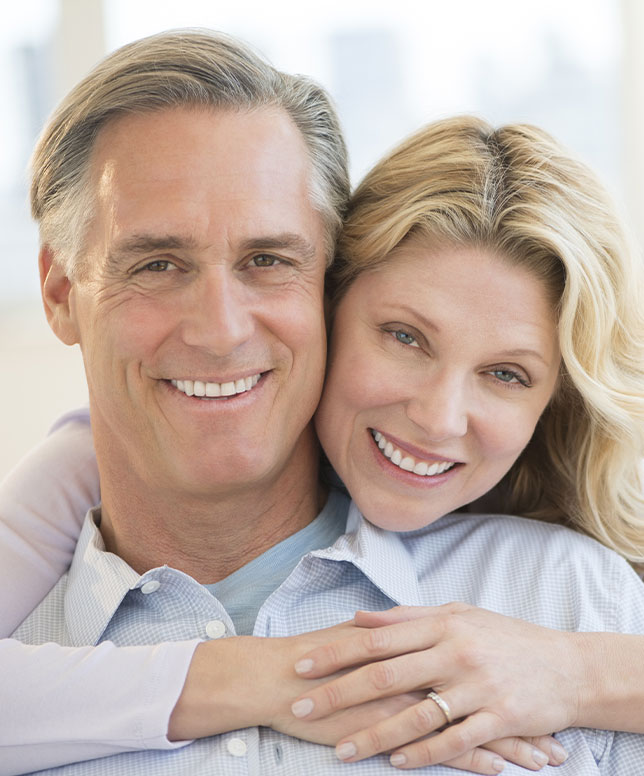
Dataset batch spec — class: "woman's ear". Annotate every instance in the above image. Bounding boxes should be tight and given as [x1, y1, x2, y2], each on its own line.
[39, 246, 80, 345]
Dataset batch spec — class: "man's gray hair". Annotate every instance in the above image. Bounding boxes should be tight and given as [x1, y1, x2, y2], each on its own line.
[30, 28, 349, 276]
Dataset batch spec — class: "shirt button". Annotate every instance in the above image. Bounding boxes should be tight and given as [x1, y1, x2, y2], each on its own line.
[141, 581, 161, 594]
[205, 619, 227, 639]
[227, 737, 247, 757]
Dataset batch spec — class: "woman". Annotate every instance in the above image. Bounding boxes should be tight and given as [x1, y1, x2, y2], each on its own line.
[3, 116, 644, 774]
[285, 114, 644, 768]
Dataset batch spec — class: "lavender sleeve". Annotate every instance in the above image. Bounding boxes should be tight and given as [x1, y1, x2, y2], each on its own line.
[0, 408, 197, 772]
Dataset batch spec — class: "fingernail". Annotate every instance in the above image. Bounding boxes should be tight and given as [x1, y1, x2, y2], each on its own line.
[291, 698, 314, 718]
[336, 742, 357, 760]
[294, 658, 314, 675]
[492, 756, 505, 773]
[551, 742, 568, 764]
[532, 749, 548, 767]
[390, 753, 407, 767]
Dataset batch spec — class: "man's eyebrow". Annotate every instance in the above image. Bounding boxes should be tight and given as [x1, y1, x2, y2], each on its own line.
[106, 232, 319, 267]
[106, 235, 199, 266]
[239, 233, 318, 261]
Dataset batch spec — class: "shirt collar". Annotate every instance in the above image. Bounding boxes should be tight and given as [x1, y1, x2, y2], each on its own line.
[65, 508, 142, 646]
[309, 500, 423, 607]
[64, 498, 424, 645]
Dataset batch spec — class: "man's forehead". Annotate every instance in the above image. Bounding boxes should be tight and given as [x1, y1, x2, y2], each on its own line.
[90, 105, 313, 190]
[85, 105, 326, 262]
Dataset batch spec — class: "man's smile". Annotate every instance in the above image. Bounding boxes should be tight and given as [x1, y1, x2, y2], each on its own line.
[170, 373, 262, 398]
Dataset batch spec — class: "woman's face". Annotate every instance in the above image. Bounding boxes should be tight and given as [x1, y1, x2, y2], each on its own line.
[315, 238, 561, 530]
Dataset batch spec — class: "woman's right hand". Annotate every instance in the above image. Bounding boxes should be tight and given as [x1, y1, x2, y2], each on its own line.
[168, 620, 560, 774]
[287, 606, 579, 769]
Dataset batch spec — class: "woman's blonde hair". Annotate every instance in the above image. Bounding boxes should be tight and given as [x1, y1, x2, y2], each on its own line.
[332, 115, 644, 563]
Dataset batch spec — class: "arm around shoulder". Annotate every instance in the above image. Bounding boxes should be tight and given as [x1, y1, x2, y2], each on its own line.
[0, 638, 199, 776]
[0, 410, 97, 633]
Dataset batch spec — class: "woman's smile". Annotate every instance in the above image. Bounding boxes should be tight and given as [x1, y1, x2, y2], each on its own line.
[315, 239, 561, 532]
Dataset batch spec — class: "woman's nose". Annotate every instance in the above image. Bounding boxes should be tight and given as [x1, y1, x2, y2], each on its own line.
[405, 374, 468, 441]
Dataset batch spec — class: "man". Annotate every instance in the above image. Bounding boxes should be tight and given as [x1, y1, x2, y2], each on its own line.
[13, 27, 420, 773]
[10, 27, 644, 776]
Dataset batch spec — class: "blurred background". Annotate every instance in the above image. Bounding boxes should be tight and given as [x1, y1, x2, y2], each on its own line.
[1, 0, 643, 479]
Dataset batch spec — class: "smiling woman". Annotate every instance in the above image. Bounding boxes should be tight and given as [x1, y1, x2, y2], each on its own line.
[288, 115, 644, 770]
[316, 241, 561, 532]
[323, 115, 644, 558]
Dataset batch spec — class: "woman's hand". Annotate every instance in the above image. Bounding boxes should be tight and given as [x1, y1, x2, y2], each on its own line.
[289, 604, 580, 769]
[169, 617, 558, 773]
[169, 622, 422, 741]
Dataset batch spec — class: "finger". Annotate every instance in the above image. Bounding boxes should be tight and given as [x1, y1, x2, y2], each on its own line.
[335, 695, 457, 762]
[355, 603, 471, 628]
[432, 748, 506, 775]
[519, 736, 569, 766]
[386, 711, 510, 769]
[292, 650, 451, 719]
[483, 736, 552, 770]
[294, 617, 444, 678]
[389, 740, 506, 774]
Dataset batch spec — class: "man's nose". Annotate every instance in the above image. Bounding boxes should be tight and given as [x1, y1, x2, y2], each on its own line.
[405, 373, 468, 442]
[180, 268, 255, 356]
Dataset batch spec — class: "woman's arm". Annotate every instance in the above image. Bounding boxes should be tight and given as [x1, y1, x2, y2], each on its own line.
[0, 408, 96, 633]
[0, 638, 198, 776]
[289, 604, 644, 768]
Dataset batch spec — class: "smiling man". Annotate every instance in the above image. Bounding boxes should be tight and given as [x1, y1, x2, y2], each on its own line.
[46, 105, 329, 582]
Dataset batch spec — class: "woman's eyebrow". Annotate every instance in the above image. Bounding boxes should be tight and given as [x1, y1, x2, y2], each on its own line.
[495, 348, 553, 367]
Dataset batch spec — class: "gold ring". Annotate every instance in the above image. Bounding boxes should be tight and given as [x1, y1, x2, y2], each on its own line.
[426, 690, 453, 724]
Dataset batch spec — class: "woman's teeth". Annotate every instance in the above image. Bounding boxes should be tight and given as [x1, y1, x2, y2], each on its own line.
[372, 430, 456, 476]
[171, 374, 261, 398]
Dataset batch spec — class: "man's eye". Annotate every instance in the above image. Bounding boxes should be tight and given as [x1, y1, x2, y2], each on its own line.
[140, 260, 177, 272]
[250, 254, 281, 268]
[391, 329, 419, 347]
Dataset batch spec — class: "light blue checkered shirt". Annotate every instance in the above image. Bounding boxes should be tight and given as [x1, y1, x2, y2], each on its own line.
[13, 491, 644, 774]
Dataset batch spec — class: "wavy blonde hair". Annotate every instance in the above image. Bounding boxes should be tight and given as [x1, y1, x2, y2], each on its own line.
[331, 115, 644, 563]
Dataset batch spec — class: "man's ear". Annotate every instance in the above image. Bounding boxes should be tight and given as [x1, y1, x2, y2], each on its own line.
[39, 246, 80, 345]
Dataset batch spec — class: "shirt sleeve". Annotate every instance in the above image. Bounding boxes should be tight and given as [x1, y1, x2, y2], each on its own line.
[0, 411, 200, 774]
[0, 407, 97, 634]
[0, 638, 199, 776]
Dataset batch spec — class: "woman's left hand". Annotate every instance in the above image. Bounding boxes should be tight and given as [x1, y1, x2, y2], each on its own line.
[290, 603, 581, 769]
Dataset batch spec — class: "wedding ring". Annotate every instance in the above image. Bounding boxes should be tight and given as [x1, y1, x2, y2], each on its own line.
[426, 690, 453, 724]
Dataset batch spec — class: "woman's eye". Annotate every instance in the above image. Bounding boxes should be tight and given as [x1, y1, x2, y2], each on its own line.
[251, 254, 280, 268]
[488, 369, 530, 387]
[391, 329, 419, 347]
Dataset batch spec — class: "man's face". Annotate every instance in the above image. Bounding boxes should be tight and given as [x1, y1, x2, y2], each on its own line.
[58, 106, 328, 498]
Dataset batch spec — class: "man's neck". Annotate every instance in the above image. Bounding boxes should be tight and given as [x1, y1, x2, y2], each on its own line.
[96, 430, 326, 583]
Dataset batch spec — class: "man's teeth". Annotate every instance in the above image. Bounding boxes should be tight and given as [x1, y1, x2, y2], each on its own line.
[171, 374, 260, 398]
[372, 430, 456, 476]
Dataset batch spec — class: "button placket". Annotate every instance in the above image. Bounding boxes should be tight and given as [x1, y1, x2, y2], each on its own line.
[205, 619, 227, 639]
[227, 737, 247, 757]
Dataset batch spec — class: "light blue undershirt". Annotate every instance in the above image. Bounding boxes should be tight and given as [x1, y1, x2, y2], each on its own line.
[205, 489, 349, 635]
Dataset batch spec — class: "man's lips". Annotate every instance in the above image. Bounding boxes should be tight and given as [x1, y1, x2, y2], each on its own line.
[170, 373, 262, 398]
[370, 429, 460, 476]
